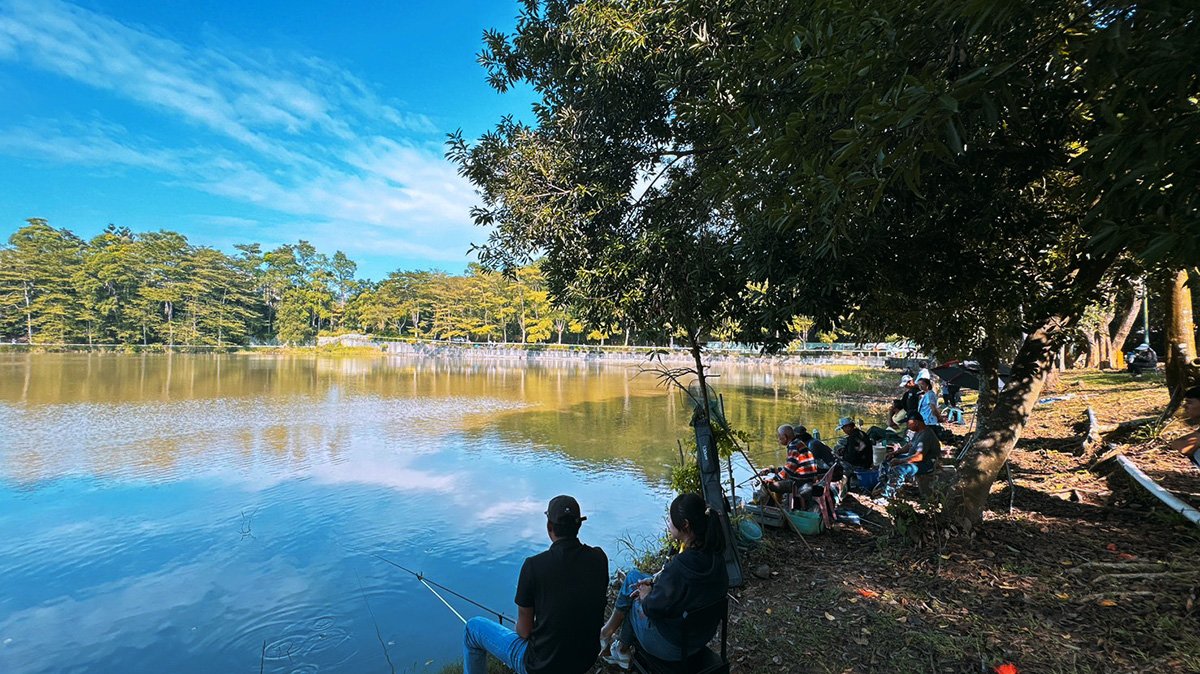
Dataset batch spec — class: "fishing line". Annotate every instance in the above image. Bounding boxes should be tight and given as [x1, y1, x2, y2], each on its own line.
[353, 567, 397, 674]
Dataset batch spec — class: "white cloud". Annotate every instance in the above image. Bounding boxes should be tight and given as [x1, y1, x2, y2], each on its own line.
[0, 0, 484, 266]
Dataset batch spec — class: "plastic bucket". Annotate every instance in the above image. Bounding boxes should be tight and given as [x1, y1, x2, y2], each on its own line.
[787, 509, 824, 535]
[736, 518, 763, 547]
[872, 443, 888, 466]
[855, 468, 880, 491]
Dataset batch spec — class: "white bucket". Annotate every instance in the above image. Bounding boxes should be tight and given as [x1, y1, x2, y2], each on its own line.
[872, 443, 888, 467]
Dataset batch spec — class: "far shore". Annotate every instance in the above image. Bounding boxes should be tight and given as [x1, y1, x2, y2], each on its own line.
[1, 334, 917, 372]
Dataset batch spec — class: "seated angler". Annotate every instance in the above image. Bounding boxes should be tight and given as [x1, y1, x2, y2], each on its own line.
[837, 417, 874, 470]
[795, 426, 836, 468]
[874, 414, 942, 504]
[887, 375, 922, 429]
[600, 493, 729, 668]
[463, 495, 608, 674]
[755, 425, 819, 504]
[1127, 343, 1158, 374]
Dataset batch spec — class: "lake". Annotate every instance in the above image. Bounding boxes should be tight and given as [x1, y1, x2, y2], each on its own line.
[0, 352, 861, 673]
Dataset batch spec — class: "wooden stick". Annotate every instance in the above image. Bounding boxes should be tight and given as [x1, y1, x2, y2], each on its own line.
[1065, 561, 1166, 573]
[1090, 571, 1199, 584]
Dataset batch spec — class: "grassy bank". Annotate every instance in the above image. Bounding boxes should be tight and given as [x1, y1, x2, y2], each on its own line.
[791, 366, 898, 408]
[712, 369, 1199, 673]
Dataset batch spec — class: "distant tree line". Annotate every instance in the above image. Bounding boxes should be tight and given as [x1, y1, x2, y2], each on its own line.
[0, 219, 766, 347]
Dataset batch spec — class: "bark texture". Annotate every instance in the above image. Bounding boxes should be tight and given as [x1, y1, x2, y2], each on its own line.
[951, 317, 1062, 528]
[1107, 288, 1143, 369]
[1166, 269, 1198, 394]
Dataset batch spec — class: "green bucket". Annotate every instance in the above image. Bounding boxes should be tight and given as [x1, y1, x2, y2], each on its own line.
[735, 518, 763, 548]
[787, 509, 824, 535]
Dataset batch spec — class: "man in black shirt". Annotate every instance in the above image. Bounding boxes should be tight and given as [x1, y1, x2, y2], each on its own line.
[463, 495, 608, 674]
[887, 374, 921, 428]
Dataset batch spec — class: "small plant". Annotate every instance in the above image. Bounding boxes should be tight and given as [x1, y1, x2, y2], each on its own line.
[669, 457, 700, 495]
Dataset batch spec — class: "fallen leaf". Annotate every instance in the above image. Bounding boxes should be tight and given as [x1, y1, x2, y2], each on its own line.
[1106, 543, 1118, 552]
[1099, 599, 1118, 607]
[1116, 552, 1137, 561]
[824, 612, 836, 621]
[896, 615, 908, 623]
[857, 588, 879, 598]
[1055, 593, 1070, 601]
[994, 664, 1019, 674]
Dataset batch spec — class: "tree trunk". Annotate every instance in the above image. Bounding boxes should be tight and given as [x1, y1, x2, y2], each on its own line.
[23, 281, 33, 343]
[1166, 269, 1198, 395]
[951, 316, 1064, 528]
[1106, 288, 1142, 369]
[1084, 332, 1099, 368]
[975, 342, 1002, 420]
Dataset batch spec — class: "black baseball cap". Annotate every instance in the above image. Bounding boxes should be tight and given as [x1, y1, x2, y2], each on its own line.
[545, 495, 586, 525]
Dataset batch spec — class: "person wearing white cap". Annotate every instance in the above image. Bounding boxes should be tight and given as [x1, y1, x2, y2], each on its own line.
[887, 375, 921, 429]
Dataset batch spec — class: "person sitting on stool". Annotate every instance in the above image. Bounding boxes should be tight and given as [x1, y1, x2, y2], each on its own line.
[463, 495, 608, 674]
[874, 415, 941, 504]
[1126, 343, 1158, 375]
[599, 493, 729, 667]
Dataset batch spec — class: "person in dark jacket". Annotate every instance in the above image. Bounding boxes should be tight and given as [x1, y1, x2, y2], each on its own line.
[837, 417, 874, 469]
[599, 493, 728, 667]
[887, 374, 921, 428]
[795, 427, 836, 467]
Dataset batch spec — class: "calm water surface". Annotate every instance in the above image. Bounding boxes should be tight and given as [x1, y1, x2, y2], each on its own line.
[0, 353, 859, 673]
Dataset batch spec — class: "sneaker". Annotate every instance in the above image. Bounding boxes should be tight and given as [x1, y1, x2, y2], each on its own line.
[601, 639, 632, 670]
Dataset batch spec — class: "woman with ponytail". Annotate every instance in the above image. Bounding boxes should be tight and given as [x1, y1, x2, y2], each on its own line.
[599, 493, 729, 667]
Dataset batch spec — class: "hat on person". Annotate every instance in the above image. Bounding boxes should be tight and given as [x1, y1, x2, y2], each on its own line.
[545, 495, 586, 525]
[838, 417, 854, 429]
[899, 374, 915, 387]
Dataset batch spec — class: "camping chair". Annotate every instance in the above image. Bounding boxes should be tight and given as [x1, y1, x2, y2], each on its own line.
[791, 463, 844, 526]
[631, 596, 730, 674]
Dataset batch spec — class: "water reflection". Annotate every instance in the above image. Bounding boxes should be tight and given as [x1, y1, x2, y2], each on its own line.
[0, 353, 864, 673]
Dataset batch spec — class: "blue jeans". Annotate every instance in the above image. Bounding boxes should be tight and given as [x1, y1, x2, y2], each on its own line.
[464, 617, 528, 674]
[881, 462, 920, 499]
[614, 570, 678, 661]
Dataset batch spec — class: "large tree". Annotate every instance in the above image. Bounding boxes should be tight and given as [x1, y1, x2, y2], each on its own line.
[452, 0, 1198, 528]
[0, 220, 84, 343]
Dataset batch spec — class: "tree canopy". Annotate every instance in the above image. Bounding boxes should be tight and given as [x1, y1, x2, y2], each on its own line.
[0, 220, 719, 348]
[451, 0, 1198, 526]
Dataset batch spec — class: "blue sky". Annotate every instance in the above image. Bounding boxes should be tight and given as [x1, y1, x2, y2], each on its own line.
[0, 0, 537, 279]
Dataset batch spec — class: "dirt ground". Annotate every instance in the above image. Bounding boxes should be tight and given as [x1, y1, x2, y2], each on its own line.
[600, 370, 1200, 674]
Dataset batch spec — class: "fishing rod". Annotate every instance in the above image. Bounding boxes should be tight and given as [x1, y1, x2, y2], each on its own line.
[365, 550, 514, 625]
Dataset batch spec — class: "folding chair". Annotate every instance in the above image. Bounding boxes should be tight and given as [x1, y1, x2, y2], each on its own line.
[631, 596, 730, 674]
